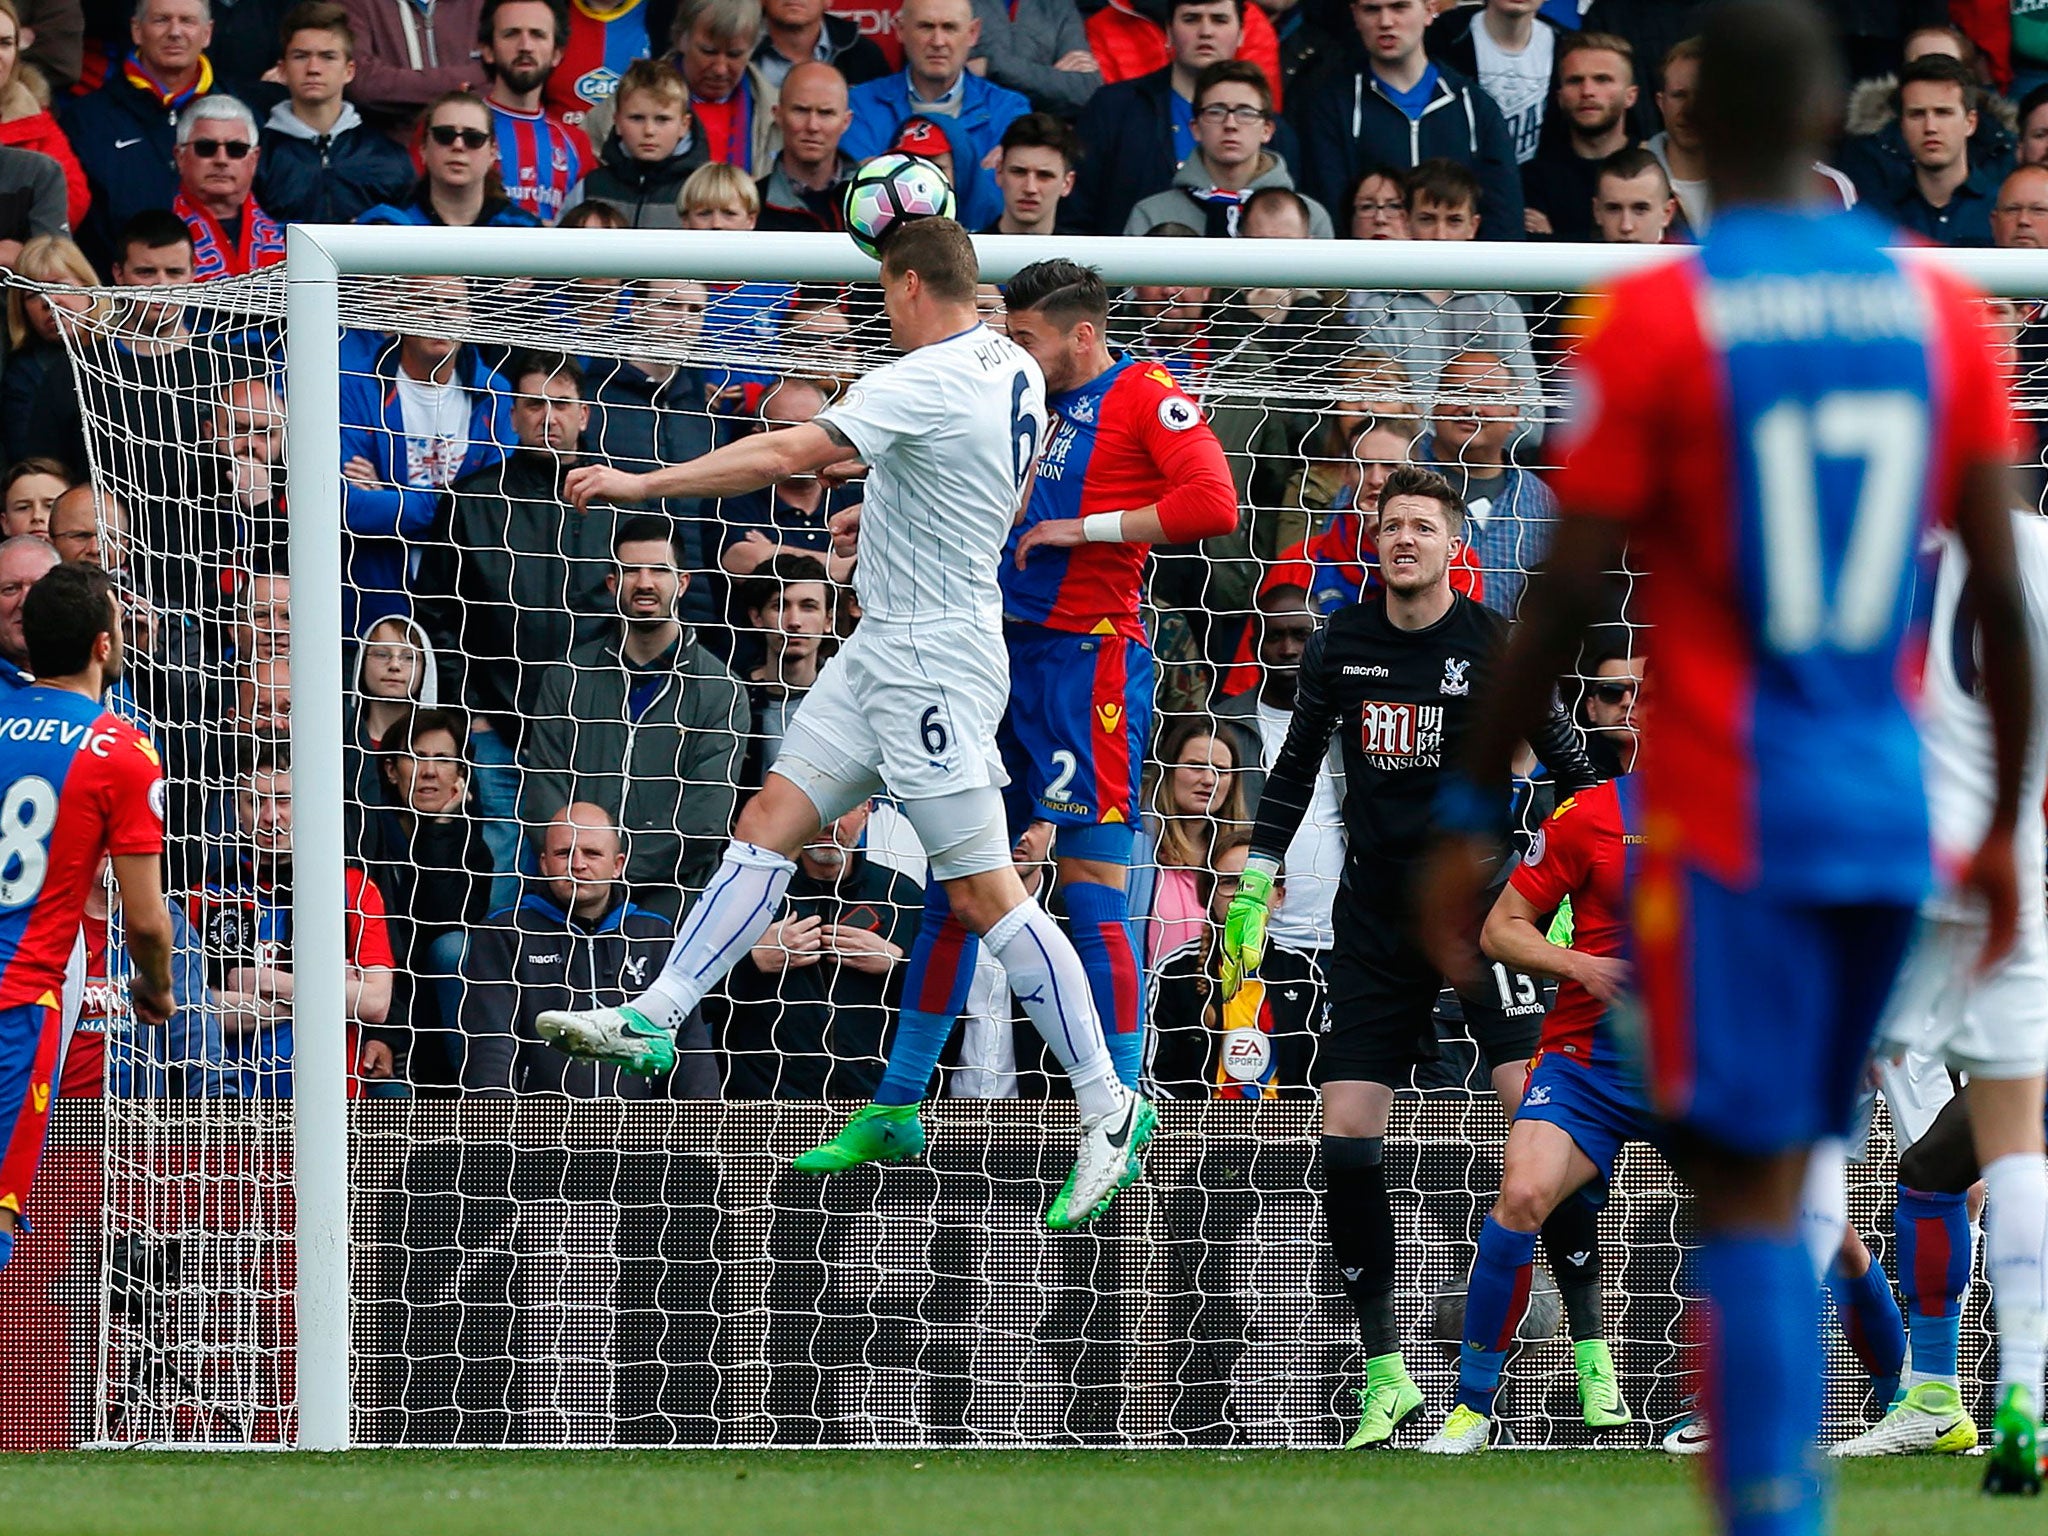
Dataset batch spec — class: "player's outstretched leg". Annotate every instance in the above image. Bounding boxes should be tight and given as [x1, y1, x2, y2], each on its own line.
[792, 881, 973, 1173]
[539, 776, 823, 1073]
[1833, 1186, 1976, 1457]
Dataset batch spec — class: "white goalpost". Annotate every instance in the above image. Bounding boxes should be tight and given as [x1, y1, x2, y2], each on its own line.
[33, 226, 2044, 1452]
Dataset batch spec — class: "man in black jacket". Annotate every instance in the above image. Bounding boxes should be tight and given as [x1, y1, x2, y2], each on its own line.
[1221, 466, 1597, 1449]
[256, 2, 417, 224]
[1288, 0, 1522, 239]
[1423, 0, 1572, 167]
[1067, 0, 1301, 234]
[459, 801, 719, 1096]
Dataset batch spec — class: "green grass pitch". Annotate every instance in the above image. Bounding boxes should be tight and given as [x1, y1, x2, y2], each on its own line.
[9, 1451, 2044, 1536]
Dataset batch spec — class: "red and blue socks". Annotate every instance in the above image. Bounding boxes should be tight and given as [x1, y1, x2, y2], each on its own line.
[1457, 1216, 1538, 1416]
[1825, 1256, 1905, 1409]
[876, 882, 978, 1106]
[1896, 1186, 1971, 1387]
[1061, 880, 1144, 1089]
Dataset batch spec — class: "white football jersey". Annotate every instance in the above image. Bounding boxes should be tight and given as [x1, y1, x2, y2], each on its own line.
[1918, 511, 2048, 921]
[817, 324, 1047, 628]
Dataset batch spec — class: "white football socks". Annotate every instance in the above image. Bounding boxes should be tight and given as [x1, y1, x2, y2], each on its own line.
[1983, 1152, 2048, 1405]
[983, 898, 1124, 1124]
[634, 840, 796, 1030]
[1799, 1137, 1849, 1282]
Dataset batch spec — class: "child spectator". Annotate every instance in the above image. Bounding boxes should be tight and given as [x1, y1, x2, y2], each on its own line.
[1, 456, 66, 538]
[680, 161, 793, 391]
[256, 1, 416, 224]
[562, 56, 707, 227]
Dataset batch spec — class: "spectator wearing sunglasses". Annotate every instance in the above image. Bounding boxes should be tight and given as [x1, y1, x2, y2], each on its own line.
[356, 90, 540, 228]
[171, 95, 284, 279]
[1577, 653, 1642, 781]
[1123, 61, 1330, 237]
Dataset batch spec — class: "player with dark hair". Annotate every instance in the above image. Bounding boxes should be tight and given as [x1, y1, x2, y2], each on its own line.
[794, 254, 1239, 1171]
[1222, 463, 1603, 1449]
[0, 562, 174, 1271]
[1420, 0, 2034, 1521]
[1419, 667, 1649, 1453]
[545, 223, 1157, 1230]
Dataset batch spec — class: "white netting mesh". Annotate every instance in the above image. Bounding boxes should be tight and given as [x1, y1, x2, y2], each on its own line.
[6, 246, 2018, 1447]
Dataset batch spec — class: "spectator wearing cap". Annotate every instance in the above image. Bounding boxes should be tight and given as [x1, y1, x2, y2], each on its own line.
[338, 0, 488, 139]
[1857, 53, 2003, 247]
[61, 0, 217, 269]
[560, 56, 707, 227]
[753, 0, 888, 90]
[1289, 0, 1523, 240]
[1067, 0, 1301, 236]
[668, 0, 780, 176]
[256, 1, 416, 224]
[985, 110, 1076, 234]
[889, 113, 954, 186]
[1125, 60, 1329, 237]
[841, 0, 1029, 231]
[756, 57, 852, 231]
[171, 96, 284, 278]
[967, 0, 1097, 117]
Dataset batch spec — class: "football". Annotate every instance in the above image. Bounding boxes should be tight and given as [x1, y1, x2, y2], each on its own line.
[842, 152, 956, 261]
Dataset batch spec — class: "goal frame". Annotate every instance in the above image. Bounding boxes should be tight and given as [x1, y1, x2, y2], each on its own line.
[279, 225, 2047, 1450]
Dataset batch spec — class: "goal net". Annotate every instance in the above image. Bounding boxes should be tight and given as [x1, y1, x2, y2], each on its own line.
[4, 230, 2020, 1449]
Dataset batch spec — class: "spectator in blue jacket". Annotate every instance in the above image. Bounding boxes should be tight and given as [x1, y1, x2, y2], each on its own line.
[1068, 0, 1305, 235]
[338, 282, 514, 632]
[256, 2, 416, 225]
[355, 90, 541, 228]
[61, 0, 218, 270]
[1288, 0, 1522, 240]
[840, 0, 1029, 231]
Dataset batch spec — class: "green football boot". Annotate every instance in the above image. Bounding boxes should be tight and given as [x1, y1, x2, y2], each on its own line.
[1046, 1095, 1157, 1230]
[1983, 1384, 2043, 1496]
[534, 1003, 676, 1076]
[1343, 1353, 1424, 1449]
[1575, 1338, 1633, 1429]
[791, 1103, 927, 1173]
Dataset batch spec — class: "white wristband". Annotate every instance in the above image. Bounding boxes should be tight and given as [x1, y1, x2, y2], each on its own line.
[1082, 511, 1126, 543]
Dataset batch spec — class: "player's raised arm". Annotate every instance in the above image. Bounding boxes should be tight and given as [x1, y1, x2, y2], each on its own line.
[563, 423, 863, 511]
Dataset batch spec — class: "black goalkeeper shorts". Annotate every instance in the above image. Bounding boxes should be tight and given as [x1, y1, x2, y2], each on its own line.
[1316, 882, 1546, 1088]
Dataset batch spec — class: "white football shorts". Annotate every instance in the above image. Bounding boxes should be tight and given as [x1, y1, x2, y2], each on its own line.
[1875, 913, 2048, 1082]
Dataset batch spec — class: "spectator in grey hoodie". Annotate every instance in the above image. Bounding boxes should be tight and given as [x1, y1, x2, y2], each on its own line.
[256, 3, 416, 224]
[1125, 60, 1331, 237]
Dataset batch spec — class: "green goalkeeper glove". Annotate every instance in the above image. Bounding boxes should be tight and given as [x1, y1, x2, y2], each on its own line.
[1221, 857, 1278, 1000]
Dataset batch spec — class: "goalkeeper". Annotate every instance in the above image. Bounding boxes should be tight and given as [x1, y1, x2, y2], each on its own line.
[1222, 469, 1603, 1449]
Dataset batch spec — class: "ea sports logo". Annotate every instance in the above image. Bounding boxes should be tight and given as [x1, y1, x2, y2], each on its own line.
[1221, 1027, 1270, 1082]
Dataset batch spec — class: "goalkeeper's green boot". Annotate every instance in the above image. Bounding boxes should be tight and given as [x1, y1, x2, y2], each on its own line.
[533, 1003, 675, 1076]
[792, 1103, 927, 1173]
[1575, 1338, 1633, 1429]
[1343, 1353, 1423, 1449]
[1983, 1384, 2043, 1496]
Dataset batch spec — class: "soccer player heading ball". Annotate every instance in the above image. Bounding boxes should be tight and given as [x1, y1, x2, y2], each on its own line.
[538, 220, 1154, 1230]
[1421, 0, 2038, 1524]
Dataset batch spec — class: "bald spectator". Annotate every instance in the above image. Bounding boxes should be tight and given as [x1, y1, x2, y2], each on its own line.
[716, 375, 857, 582]
[1591, 144, 1678, 244]
[61, 0, 217, 268]
[753, 0, 888, 89]
[206, 376, 286, 547]
[967, 0, 1097, 116]
[841, 0, 1030, 231]
[669, 0, 779, 176]
[1995, 163, 2048, 251]
[458, 802, 718, 1096]
[47, 482, 128, 572]
[0, 531, 56, 684]
[756, 59, 852, 232]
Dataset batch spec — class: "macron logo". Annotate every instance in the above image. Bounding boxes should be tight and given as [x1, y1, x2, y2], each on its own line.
[1343, 665, 1391, 678]
[525, 952, 563, 965]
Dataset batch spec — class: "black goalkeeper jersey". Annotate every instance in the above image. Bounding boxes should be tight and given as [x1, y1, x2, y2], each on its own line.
[1249, 591, 1598, 910]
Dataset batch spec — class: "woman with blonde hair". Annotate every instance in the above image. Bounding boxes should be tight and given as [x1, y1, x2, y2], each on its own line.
[2, 234, 98, 463]
[0, 0, 86, 231]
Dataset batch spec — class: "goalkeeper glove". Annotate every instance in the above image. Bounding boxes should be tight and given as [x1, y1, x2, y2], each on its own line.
[1221, 856, 1279, 1001]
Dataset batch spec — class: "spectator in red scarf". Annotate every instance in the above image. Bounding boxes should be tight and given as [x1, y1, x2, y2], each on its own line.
[171, 95, 284, 278]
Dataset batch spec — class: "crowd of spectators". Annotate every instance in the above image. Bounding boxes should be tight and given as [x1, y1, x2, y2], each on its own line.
[6, 0, 2044, 1101]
